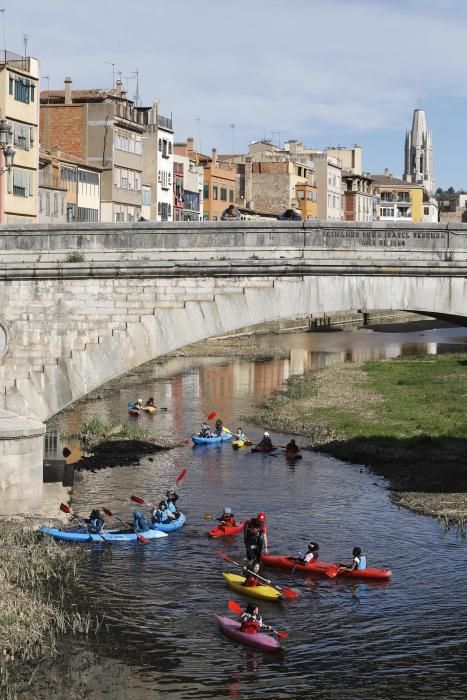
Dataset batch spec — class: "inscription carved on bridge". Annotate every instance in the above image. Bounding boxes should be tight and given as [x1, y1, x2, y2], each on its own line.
[321, 229, 448, 248]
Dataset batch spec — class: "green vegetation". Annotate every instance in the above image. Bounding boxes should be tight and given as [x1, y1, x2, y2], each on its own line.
[0, 527, 99, 697]
[62, 416, 150, 447]
[65, 251, 85, 263]
[255, 354, 467, 523]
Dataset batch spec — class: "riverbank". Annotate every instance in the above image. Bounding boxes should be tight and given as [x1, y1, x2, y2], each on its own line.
[252, 354, 467, 526]
[0, 526, 98, 697]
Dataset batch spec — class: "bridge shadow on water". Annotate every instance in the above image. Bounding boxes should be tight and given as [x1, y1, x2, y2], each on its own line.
[321, 434, 467, 493]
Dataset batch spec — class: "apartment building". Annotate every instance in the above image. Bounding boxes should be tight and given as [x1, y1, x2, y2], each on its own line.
[173, 142, 204, 221]
[40, 77, 144, 222]
[342, 171, 375, 222]
[371, 171, 437, 222]
[0, 51, 40, 223]
[221, 140, 317, 218]
[285, 142, 342, 220]
[38, 147, 101, 223]
[140, 101, 174, 221]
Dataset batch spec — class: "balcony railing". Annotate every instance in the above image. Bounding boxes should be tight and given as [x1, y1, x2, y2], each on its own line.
[0, 50, 30, 70]
[157, 114, 173, 130]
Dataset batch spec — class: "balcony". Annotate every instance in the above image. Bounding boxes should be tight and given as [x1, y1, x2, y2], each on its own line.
[157, 114, 173, 130]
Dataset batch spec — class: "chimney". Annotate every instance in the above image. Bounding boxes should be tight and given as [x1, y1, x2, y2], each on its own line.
[211, 147, 218, 165]
[115, 79, 123, 97]
[187, 137, 194, 153]
[384, 167, 389, 176]
[64, 76, 72, 105]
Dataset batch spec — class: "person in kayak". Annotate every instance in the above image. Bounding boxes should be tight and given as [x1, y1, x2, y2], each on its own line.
[132, 510, 150, 532]
[285, 438, 300, 454]
[235, 427, 248, 442]
[145, 397, 156, 408]
[133, 399, 143, 409]
[164, 490, 180, 516]
[199, 422, 213, 438]
[243, 512, 268, 562]
[214, 418, 225, 436]
[341, 546, 367, 571]
[256, 432, 273, 450]
[239, 603, 271, 634]
[219, 507, 236, 526]
[241, 562, 271, 587]
[152, 501, 176, 525]
[88, 509, 105, 533]
[293, 541, 319, 565]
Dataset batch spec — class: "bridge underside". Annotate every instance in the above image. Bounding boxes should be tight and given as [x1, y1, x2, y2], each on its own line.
[1, 273, 466, 423]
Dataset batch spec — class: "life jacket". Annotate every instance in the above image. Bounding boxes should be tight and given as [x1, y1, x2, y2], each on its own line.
[356, 555, 367, 570]
[302, 551, 317, 564]
[221, 515, 235, 526]
[243, 575, 260, 587]
[90, 518, 104, 533]
[240, 615, 262, 634]
[154, 509, 169, 524]
[166, 500, 177, 513]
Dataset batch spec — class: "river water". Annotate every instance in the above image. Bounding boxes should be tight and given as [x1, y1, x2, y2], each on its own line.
[41, 323, 467, 700]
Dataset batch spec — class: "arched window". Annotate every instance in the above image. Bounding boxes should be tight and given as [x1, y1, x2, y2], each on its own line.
[419, 154, 423, 174]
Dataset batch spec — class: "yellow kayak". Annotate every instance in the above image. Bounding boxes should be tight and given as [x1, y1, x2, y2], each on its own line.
[143, 406, 156, 413]
[232, 439, 252, 450]
[222, 573, 282, 601]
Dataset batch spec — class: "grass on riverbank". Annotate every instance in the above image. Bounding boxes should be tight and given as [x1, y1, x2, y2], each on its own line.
[0, 527, 99, 697]
[256, 354, 467, 519]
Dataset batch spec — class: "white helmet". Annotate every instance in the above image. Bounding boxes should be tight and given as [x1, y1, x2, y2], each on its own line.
[264, 431, 270, 437]
[224, 507, 232, 515]
[138, 398, 143, 403]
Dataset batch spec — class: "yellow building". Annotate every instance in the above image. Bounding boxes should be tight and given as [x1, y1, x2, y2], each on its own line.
[0, 51, 39, 223]
[371, 172, 436, 223]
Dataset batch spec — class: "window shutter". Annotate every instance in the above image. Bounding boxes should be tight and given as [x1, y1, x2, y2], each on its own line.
[7, 170, 13, 194]
[30, 126, 35, 144]
[29, 171, 33, 196]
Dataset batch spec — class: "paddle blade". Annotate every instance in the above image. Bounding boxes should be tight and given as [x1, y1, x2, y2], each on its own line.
[183, 439, 190, 445]
[203, 513, 213, 520]
[60, 503, 71, 514]
[214, 549, 233, 563]
[102, 507, 113, 517]
[275, 631, 288, 639]
[281, 588, 300, 599]
[228, 600, 243, 615]
[137, 534, 149, 544]
[325, 568, 338, 579]
[207, 411, 217, 421]
[131, 495, 145, 505]
[176, 468, 187, 485]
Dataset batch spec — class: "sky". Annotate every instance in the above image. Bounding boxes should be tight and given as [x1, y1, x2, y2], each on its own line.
[5, 0, 467, 188]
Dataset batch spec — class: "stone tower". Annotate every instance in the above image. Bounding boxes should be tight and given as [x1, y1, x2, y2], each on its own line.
[403, 109, 434, 193]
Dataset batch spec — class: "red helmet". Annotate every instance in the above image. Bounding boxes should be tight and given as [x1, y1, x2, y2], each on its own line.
[256, 512, 266, 522]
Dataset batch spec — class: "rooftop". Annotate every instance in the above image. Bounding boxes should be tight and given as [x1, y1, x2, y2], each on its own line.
[40, 147, 103, 172]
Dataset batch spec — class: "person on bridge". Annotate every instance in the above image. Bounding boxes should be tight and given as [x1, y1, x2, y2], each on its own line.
[277, 209, 302, 221]
[243, 512, 268, 563]
[221, 204, 241, 220]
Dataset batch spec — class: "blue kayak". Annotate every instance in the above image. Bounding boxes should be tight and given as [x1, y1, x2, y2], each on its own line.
[150, 512, 186, 533]
[192, 433, 232, 444]
[40, 527, 168, 543]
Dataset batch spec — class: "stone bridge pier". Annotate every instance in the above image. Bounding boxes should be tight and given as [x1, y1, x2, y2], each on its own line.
[0, 220, 466, 514]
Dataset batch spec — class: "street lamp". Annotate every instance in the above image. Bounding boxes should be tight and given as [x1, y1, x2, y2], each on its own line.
[0, 118, 15, 223]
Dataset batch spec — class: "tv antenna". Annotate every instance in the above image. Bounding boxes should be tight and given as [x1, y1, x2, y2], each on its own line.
[230, 123, 235, 155]
[0, 9, 6, 59]
[105, 61, 116, 89]
[22, 33, 28, 59]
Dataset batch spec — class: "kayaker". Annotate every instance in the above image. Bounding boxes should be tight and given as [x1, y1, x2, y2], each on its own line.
[243, 512, 268, 562]
[235, 427, 248, 442]
[285, 438, 300, 455]
[131, 398, 143, 410]
[294, 541, 319, 565]
[219, 507, 236, 526]
[341, 546, 367, 572]
[132, 510, 150, 532]
[88, 509, 105, 533]
[152, 501, 175, 525]
[199, 423, 212, 438]
[214, 418, 224, 436]
[256, 432, 273, 450]
[164, 490, 180, 516]
[145, 397, 156, 408]
[241, 562, 270, 587]
[239, 603, 270, 634]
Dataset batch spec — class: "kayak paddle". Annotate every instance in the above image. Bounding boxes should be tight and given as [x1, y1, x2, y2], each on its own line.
[102, 507, 149, 544]
[227, 600, 288, 638]
[207, 411, 217, 421]
[130, 495, 176, 520]
[214, 550, 299, 599]
[168, 467, 187, 493]
[60, 503, 109, 542]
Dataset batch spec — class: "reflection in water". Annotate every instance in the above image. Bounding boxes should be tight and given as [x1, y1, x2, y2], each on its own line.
[41, 325, 467, 700]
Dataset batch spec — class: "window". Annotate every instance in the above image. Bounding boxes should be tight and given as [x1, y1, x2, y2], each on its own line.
[220, 186, 227, 201]
[297, 190, 305, 199]
[10, 74, 35, 104]
[142, 188, 151, 206]
[53, 192, 58, 216]
[67, 204, 75, 222]
[61, 165, 77, 182]
[115, 130, 142, 154]
[46, 192, 50, 215]
[212, 185, 218, 200]
[38, 193, 43, 213]
[10, 168, 32, 197]
[229, 189, 234, 203]
[158, 139, 162, 151]
[78, 169, 99, 186]
[78, 207, 99, 222]
[424, 206, 430, 215]
[203, 182, 209, 199]
[11, 122, 31, 151]
[380, 207, 394, 217]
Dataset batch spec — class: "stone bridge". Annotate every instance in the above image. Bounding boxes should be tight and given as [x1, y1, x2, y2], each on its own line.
[0, 220, 466, 514]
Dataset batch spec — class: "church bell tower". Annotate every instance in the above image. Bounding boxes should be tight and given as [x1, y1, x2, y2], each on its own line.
[403, 109, 434, 194]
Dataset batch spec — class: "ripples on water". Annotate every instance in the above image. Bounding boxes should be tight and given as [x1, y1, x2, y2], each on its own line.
[45, 326, 467, 699]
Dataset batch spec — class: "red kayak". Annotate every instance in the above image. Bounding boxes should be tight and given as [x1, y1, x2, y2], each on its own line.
[128, 408, 141, 417]
[261, 554, 392, 581]
[208, 521, 245, 538]
[261, 554, 336, 578]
